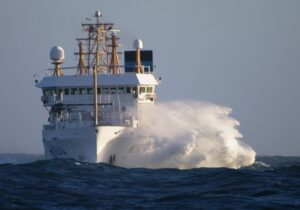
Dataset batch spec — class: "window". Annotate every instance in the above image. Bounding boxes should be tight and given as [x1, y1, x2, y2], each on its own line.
[43, 88, 51, 96]
[64, 88, 69, 95]
[110, 87, 117, 94]
[147, 87, 153, 93]
[139, 86, 146, 94]
[126, 87, 131, 94]
[97, 88, 101, 94]
[132, 87, 137, 94]
[58, 89, 63, 95]
[103, 88, 109, 94]
[87, 88, 93, 95]
[118, 87, 125, 94]
[71, 88, 78, 95]
[79, 88, 85, 95]
[50, 88, 57, 95]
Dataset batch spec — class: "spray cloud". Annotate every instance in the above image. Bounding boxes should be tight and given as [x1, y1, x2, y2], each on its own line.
[102, 101, 256, 169]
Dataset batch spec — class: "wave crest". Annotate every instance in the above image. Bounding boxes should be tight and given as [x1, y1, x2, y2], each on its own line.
[102, 101, 256, 169]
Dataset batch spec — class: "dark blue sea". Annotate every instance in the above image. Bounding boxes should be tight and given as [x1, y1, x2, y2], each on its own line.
[0, 155, 299, 209]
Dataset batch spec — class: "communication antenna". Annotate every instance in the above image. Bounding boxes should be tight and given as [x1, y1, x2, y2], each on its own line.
[94, 10, 102, 24]
[75, 10, 117, 74]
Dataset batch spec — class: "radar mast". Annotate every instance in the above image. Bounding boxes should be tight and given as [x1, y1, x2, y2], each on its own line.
[74, 11, 122, 75]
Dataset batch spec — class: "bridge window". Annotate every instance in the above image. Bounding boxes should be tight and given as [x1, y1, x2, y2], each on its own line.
[126, 87, 131, 94]
[132, 87, 137, 94]
[71, 88, 78, 95]
[58, 89, 63, 95]
[118, 87, 125, 94]
[43, 88, 50, 96]
[79, 88, 85, 95]
[139, 86, 146, 94]
[110, 87, 117, 94]
[87, 88, 93, 95]
[46, 88, 56, 95]
[103, 88, 109, 94]
[97, 88, 101, 94]
[64, 88, 69, 95]
[147, 87, 153, 93]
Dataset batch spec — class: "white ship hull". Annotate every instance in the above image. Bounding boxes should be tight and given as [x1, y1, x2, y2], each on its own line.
[43, 126, 125, 163]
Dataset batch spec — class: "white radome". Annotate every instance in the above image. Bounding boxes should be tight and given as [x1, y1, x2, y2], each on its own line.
[133, 39, 143, 49]
[50, 46, 65, 62]
[95, 11, 101, 17]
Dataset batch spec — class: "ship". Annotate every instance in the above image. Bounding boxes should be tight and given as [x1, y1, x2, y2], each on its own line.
[35, 11, 159, 164]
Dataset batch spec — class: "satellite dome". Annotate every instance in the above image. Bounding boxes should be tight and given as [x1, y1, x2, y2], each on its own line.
[95, 11, 101, 17]
[133, 39, 143, 49]
[50, 46, 65, 62]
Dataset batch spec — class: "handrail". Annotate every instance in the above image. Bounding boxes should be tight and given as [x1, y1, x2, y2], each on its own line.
[45, 65, 156, 75]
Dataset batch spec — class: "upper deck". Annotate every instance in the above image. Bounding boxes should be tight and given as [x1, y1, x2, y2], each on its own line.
[37, 11, 159, 127]
[37, 73, 159, 107]
[37, 73, 158, 88]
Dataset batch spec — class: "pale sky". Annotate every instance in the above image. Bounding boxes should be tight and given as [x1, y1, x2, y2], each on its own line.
[0, 0, 299, 155]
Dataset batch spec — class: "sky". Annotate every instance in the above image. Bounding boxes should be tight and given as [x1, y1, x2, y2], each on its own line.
[0, 0, 299, 156]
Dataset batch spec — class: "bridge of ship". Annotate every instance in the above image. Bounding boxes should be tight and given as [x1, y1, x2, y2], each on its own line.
[37, 73, 158, 127]
[38, 73, 158, 105]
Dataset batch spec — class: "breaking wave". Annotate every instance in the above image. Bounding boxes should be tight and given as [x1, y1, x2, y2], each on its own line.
[102, 101, 256, 169]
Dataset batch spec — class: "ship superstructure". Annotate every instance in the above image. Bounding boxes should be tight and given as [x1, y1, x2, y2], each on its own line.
[36, 11, 159, 163]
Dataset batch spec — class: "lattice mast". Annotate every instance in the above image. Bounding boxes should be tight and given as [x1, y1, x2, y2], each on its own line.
[74, 11, 123, 126]
[74, 11, 121, 75]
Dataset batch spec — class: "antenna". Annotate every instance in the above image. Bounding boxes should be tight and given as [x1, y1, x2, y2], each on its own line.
[75, 11, 116, 74]
[94, 10, 101, 25]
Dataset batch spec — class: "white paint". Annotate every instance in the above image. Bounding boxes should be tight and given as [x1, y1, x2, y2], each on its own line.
[133, 39, 143, 49]
[38, 74, 158, 88]
[50, 46, 64, 62]
[43, 126, 124, 163]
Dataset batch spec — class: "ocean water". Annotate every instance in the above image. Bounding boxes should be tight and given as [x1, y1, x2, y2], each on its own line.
[0, 154, 299, 210]
[0, 102, 296, 209]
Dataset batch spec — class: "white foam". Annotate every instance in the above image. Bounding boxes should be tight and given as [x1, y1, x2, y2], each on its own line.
[103, 101, 256, 169]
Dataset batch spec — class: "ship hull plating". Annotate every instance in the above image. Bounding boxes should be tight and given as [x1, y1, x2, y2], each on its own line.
[43, 126, 124, 163]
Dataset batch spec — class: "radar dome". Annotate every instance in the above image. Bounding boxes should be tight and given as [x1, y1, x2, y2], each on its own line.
[133, 39, 143, 49]
[50, 46, 65, 62]
[95, 11, 101, 17]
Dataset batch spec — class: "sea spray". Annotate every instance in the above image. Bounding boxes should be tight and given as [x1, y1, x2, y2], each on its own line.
[102, 101, 256, 169]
